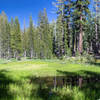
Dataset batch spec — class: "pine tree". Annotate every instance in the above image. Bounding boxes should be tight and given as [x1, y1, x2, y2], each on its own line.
[55, 14, 65, 58]
[0, 11, 11, 58]
[0, 12, 6, 58]
[53, 0, 66, 57]
[10, 17, 22, 58]
[37, 9, 53, 59]
[64, 0, 73, 49]
[5, 19, 11, 59]
[43, 8, 53, 58]
[22, 19, 28, 58]
[73, 0, 90, 54]
[93, 0, 100, 54]
[28, 16, 34, 58]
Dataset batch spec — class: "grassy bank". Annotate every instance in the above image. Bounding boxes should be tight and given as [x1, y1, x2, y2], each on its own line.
[0, 59, 100, 100]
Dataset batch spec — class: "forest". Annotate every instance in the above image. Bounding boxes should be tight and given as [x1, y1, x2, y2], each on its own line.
[0, 0, 100, 60]
[0, 0, 100, 100]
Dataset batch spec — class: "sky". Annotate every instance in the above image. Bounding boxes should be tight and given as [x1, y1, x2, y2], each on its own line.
[0, 0, 94, 29]
[0, 0, 57, 29]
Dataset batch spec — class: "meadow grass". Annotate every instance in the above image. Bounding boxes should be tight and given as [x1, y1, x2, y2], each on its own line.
[0, 59, 100, 100]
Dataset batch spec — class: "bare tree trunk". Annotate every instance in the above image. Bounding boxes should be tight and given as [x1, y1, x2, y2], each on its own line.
[24, 50, 27, 58]
[75, 33, 78, 53]
[30, 48, 33, 59]
[7, 47, 10, 59]
[0, 42, 2, 58]
[72, 31, 75, 56]
[61, 3, 65, 55]
[14, 51, 17, 59]
[95, 2, 98, 44]
[14, 52, 16, 58]
[67, 21, 71, 48]
[79, 15, 83, 54]
[95, 1, 99, 54]
[95, 23, 98, 42]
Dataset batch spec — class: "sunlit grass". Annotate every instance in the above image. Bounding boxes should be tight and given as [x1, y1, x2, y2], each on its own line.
[0, 59, 100, 100]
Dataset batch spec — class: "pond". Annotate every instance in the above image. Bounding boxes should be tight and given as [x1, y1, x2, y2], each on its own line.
[29, 75, 100, 88]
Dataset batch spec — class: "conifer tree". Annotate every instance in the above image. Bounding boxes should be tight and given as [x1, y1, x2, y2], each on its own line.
[28, 16, 34, 58]
[10, 17, 22, 58]
[53, 0, 66, 57]
[37, 9, 53, 59]
[43, 8, 53, 58]
[22, 19, 28, 58]
[0, 11, 11, 58]
[73, 0, 90, 54]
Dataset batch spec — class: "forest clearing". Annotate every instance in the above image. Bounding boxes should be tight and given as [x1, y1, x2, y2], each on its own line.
[0, 59, 100, 100]
[0, 0, 100, 99]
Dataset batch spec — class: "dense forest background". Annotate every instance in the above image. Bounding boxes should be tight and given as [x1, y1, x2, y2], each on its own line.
[0, 0, 100, 59]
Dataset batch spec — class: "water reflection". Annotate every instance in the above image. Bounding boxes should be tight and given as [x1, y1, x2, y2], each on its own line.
[28, 74, 100, 100]
[29, 75, 100, 89]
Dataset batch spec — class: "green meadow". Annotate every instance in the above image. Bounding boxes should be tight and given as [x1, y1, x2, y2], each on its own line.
[0, 59, 100, 100]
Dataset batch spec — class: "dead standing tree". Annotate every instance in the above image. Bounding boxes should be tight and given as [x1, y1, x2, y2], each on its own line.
[94, 0, 100, 55]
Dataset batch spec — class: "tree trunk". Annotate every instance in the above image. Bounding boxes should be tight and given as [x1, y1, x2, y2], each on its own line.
[95, 2, 98, 54]
[7, 47, 10, 59]
[0, 40, 1, 58]
[79, 15, 83, 54]
[24, 50, 27, 58]
[72, 31, 75, 56]
[67, 21, 71, 48]
[14, 51, 16, 58]
[30, 48, 33, 59]
[95, 23, 98, 41]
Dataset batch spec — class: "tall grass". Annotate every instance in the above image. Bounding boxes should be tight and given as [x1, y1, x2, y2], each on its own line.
[0, 59, 100, 100]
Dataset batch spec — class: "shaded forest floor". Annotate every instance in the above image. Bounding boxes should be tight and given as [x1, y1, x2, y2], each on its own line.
[0, 59, 100, 100]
